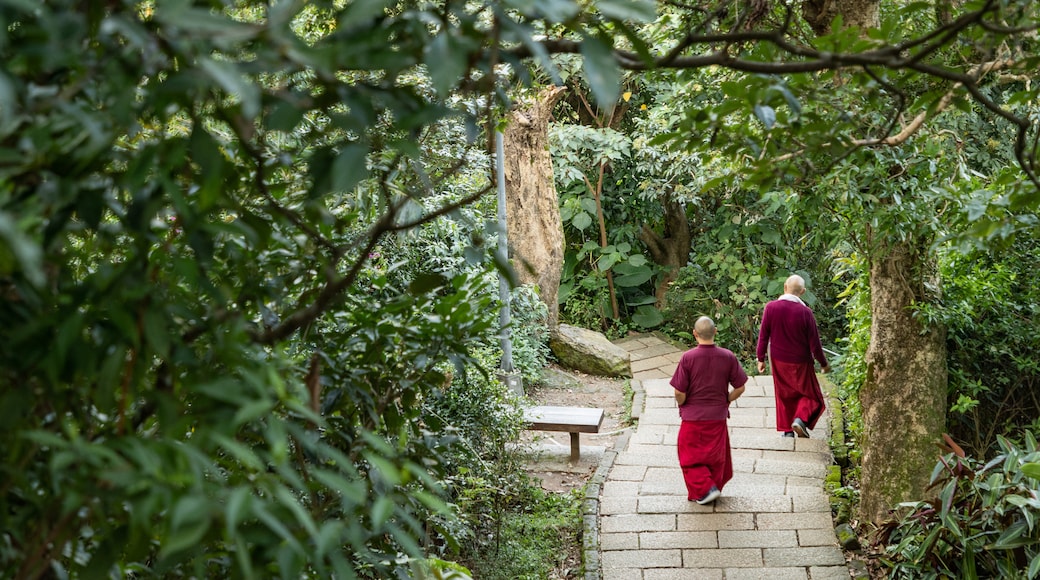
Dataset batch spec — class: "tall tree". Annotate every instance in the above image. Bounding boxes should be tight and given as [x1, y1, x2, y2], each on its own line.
[503, 86, 568, 328]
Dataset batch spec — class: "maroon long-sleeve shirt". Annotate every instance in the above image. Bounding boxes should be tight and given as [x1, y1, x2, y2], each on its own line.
[756, 297, 828, 367]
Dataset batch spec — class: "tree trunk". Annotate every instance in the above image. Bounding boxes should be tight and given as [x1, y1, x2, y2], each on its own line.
[801, 0, 880, 35]
[858, 241, 947, 523]
[502, 86, 567, 328]
[639, 197, 691, 308]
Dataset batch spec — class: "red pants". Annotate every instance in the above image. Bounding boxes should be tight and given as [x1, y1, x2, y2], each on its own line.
[772, 358, 826, 431]
[677, 420, 732, 501]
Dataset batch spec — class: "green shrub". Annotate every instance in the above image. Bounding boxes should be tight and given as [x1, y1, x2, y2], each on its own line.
[874, 433, 1040, 579]
[462, 487, 584, 580]
[920, 238, 1040, 456]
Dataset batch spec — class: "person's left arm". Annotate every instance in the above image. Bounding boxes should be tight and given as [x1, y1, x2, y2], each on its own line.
[674, 388, 686, 406]
[807, 311, 829, 370]
[727, 384, 745, 403]
[728, 357, 749, 403]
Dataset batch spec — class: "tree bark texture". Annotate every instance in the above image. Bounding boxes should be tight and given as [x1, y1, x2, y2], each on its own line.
[639, 197, 691, 308]
[801, 0, 880, 35]
[858, 241, 947, 523]
[502, 86, 567, 328]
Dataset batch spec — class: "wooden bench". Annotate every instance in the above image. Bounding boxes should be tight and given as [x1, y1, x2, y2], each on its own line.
[522, 405, 605, 463]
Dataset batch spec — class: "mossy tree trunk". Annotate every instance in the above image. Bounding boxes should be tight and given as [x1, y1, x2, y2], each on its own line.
[858, 240, 947, 523]
[502, 86, 568, 328]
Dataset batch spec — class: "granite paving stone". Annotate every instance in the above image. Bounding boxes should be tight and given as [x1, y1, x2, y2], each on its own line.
[721, 568, 808, 580]
[600, 513, 677, 533]
[718, 529, 798, 549]
[601, 548, 682, 569]
[681, 547, 763, 567]
[640, 530, 718, 549]
[763, 546, 846, 567]
[644, 569, 722, 580]
[600, 532, 639, 551]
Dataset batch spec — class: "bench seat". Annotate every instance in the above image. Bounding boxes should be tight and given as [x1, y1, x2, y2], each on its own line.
[522, 405, 605, 463]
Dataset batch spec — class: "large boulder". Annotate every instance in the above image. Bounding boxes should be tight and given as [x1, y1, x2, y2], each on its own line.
[549, 324, 632, 378]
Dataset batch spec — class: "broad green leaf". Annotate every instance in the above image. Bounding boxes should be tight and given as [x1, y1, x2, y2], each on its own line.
[632, 305, 664, 328]
[0, 211, 44, 287]
[1029, 551, 1040, 579]
[332, 142, 369, 194]
[572, 211, 593, 230]
[597, 0, 656, 22]
[1020, 462, 1040, 480]
[754, 104, 776, 129]
[371, 495, 394, 527]
[580, 34, 620, 108]
[425, 33, 467, 96]
[614, 269, 653, 287]
[341, 0, 394, 23]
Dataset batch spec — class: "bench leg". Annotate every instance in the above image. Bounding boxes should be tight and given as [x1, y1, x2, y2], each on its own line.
[569, 432, 580, 463]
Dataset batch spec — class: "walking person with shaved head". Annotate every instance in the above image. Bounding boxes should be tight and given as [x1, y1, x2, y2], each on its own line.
[671, 316, 748, 504]
[756, 274, 830, 438]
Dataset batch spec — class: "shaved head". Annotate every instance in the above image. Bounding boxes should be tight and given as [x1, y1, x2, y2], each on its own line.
[785, 275, 806, 295]
[694, 316, 717, 341]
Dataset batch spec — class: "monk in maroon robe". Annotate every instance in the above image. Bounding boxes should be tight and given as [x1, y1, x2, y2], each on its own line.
[756, 275, 830, 438]
[672, 317, 748, 504]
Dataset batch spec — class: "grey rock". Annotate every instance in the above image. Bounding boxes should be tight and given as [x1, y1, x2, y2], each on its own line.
[550, 324, 633, 378]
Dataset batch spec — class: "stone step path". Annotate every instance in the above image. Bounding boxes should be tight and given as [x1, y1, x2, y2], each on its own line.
[597, 334, 850, 579]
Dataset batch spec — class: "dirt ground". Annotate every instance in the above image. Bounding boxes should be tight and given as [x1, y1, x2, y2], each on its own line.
[520, 364, 632, 493]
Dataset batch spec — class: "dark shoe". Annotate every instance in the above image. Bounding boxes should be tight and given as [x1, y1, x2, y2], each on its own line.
[783, 431, 795, 438]
[791, 418, 810, 438]
[695, 486, 721, 505]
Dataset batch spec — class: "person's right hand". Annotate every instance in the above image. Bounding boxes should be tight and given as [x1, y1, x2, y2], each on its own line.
[821, 365, 831, 374]
[757, 361, 766, 373]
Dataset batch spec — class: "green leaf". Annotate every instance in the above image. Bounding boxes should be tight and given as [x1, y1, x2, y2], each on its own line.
[614, 269, 653, 287]
[1028, 551, 1040, 579]
[225, 486, 253, 532]
[332, 142, 369, 193]
[580, 34, 620, 107]
[425, 33, 467, 96]
[632, 305, 663, 328]
[198, 57, 260, 119]
[0, 211, 45, 287]
[371, 495, 394, 527]
[340, 0, 394, 23]
[266, 98, 305, 133]
[143, 308, 170, 357]
[754, 104, 776, 129]
[572, 211, 593, 230]
[161, 496, 211, 558]
[1020, 462, 1040, 480]
[597, 0, 656, 22]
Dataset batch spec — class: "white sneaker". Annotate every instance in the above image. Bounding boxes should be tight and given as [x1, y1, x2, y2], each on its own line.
[696, 486, 721, 505]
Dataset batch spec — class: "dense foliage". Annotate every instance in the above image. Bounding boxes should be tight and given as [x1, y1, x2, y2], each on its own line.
[3, 0, 1040, 576]
[875, 434, 1040, 579]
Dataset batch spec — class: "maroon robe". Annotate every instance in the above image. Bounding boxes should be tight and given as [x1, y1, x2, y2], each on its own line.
[677, 420, 732, 500]
[671, 344, 748, 500]
[756, 296, 828, 431]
